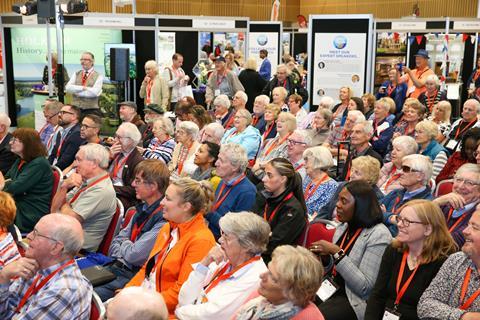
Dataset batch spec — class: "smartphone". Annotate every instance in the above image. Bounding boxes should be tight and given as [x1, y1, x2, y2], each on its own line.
[397, 62, 403, 71]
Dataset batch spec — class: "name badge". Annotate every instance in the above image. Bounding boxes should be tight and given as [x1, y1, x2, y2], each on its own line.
[383, 308, 401, 320]
[316, 277, 339, 301]
[407, 86, 416, 94]
[214, 89, 221, 97]
[446, 139, 458, 150]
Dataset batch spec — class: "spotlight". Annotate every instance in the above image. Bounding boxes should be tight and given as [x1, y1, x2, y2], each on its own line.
[12, 1, 38, 16]
[59, 0, 88, 14]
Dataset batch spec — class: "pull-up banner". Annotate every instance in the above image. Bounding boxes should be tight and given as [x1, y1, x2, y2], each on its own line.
[308, 15, 374, 110]
[248, 22, 281, 75]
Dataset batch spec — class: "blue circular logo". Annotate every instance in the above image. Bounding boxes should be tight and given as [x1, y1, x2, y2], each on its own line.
[257, 34, 268, 46]
[333, 36, 347, 49]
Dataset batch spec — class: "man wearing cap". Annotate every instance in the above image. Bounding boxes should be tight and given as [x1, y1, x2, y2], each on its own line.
[119, 101, 147, 136]
[142, 104, 165, 148]
[65, 52, 103, 117]
[400, 49, 435, 99]
[162, 53, 190, 111]
[259, 49, 271, 81]
[205, 55, 244, 106]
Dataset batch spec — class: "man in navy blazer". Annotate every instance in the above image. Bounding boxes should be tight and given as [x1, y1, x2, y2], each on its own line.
[49, 104, 85, 170]
[259, 49, 272, 81]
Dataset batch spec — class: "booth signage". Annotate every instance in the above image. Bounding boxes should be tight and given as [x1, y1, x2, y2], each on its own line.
[192, 20, 235, 29]
[248, 32, 279, 74]
[83, 16, 134, 27]
[22, 16, 37, 25]
[453, 21, 480, 30]
[391, 21, 426, 30]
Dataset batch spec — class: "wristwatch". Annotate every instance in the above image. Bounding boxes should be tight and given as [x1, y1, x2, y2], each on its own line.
[333, 249, 345, 263]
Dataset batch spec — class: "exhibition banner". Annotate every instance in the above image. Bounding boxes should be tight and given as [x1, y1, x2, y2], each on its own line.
[158, 32, 176, 68]
[248, 32, 279, 74]
[312, 33, 366, 105]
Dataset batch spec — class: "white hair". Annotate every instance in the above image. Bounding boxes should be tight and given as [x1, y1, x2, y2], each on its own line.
[425, 74, 439, 86]
[0, 113, 11, 128]
[79, 143, 110, 169]
[144, 60, 159, 73]
[255, 95, 270, 106]
[214, 94, 231, 108]
[48, 214, 84, 256]
[402, 154, 433, 185]
[219, 143, 248, 174]
[356, 120, 374, 136]
[204, 122, 225, 141]
[347, 110, 366, 123]
[235, 91, 248, 104]
[319, 96, 335, 110]
[294, 129, 313, 147]
[392, 135, 418, 155]
[465, 99, 480, 114]
[178, 121, 199, 140]
[118, 122, 142, 145]
[303, 146, 334, 171]
[153, 117, 174, 136]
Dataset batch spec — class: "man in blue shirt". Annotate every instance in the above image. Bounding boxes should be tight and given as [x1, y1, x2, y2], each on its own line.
[259, 49, 271, 81]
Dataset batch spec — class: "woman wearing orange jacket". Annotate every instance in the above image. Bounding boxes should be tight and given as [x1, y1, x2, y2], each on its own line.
[126, 177, 216, 316]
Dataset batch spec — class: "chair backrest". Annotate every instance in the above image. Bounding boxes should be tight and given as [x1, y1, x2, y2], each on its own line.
[97, 198, 124, 255]
[298, 220, 336, 248]
[121, 206, 137, 230]
[435, 179, 454, 197]
[90, 291, 105, 320]
[429, 178, 436, 193]
[50, 165, 63, 210]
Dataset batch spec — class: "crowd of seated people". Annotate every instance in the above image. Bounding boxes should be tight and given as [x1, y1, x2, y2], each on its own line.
[1, 49, 480, 320]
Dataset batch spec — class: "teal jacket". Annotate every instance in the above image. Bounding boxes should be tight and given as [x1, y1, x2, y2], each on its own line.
[4, 157, 53, 232]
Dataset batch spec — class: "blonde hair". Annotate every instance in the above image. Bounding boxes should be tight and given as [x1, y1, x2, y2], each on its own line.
[351, 155, 381, 185]
[244, 57, 257, 71]
[277, 112, 297, 133]
[265, 104, 282, 118]
[272, 245, 323, 307]
[0, 192, 16, 228]
[362, 93, 376, 109]
[144, 60, 158, 73]
[416, 120, 438, 140]
[404, 98, 427, 119]
[272, 87, 288, 101]
[434, 101, 452, 124]
[171, 178, 214, 214]
[236, 109, 253, 126]
[394, 200, 457, 263]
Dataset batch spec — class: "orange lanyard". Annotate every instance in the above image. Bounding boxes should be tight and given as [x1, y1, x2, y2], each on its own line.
[146, 80, 153, 104]
[204, 256, 261, 294]
[426, 90, 438, 113]
[460, 267, 480, 310]
[391, 195, 403, 214]
[394, 251, 420, 306]
[68, 174, 110, 205]
[263, 133, 291, 157]
[262, 121, 275, 140]
[177, 143, 193, 175]
[385, 167, 402, 189]
[304, 175, 330, 201]
[252, 115, 259, 126]
[332, 228, 362, 276]
[130, 205, 164, 242]
[110, 153, 130, 179]
[454, 120, 477, 140]
[16, 259, 74, 313]
[211, 175, 245, 212]
[446, 207, 470, 233]
[263, 192, 294, 223]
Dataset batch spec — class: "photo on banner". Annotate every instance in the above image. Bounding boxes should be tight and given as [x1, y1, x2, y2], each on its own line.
[10, 27, 122, 131]
[313, 33, 366, 105]
[158, 32, 176, 69]
[374, 32, 407, 88]
[248, 32, 279, 74]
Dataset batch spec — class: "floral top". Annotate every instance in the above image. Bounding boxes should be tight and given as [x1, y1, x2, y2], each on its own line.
[302, 175, 338, 218]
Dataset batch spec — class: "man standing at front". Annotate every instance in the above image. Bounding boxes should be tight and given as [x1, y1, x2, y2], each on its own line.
[162, 53, 189, 110]
[400, 49, 435, 99]
[65, 52, 103, 117]
[0, 214, 92, 319]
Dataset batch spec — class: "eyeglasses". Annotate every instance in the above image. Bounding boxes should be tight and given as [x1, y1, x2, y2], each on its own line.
[401, 165, 420, 173]
[397, 215, 426, 227]
[453, 177, 480, 187]
[80, 58, 92, 61]
[287, 138, 307, 146]
[133, 178, 152, 186]
[30, 228, 60, 243]
[59, 110, 74, 115]
[10, 137, 21, 144]
[81, 124, 98, 130]
[114, 134, 130, 140]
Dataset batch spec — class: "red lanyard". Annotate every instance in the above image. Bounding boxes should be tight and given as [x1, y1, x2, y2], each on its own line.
[345, 160, 352, 180]
[130, 205, 164, 242]
[16, 259, 74, 313]
[392, 195, 402, 214]
[332, 228, 362, 276]
[387, 84, 396, 96]
[294, 162, 304, 171]
[17, 160, 26, 172]
[224, 111, 236, 130]
[263, 133, 291, 157]
[177, 143, 193, 175]
[446, 207, 470, 233]
[385, 167, 402, 190]
[454, 120, 477, 140]
[81, 70, 94, 86]
[216, 71, 227, 87]
[263, 121, 275, 140]
[204, 256, 261, 294]
[252, 115, 259, 127]
[69, 174, 110, 205]
[473, 70, 480, 83]
[211, 175, 245, 212]
[426, 90, 438, 113]
[304, 175, 330, 201]
[146, 80, 153, 104]
[38, 123, 49, 136]
[460, 267, 480, 310]
[394, 251, 420, 306]
[55, 133, 67, 158]
[263, 192, 294, 223]
[110, 153, 130, 179]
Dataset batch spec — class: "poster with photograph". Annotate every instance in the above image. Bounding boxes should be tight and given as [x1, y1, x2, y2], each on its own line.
[313, 33, 366, 105]
[248, 32, 279, 74]
[213, 32, 245, 57]
[158, 32, 175, 69]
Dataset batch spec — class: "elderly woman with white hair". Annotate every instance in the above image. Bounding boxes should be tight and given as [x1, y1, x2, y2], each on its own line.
[142, 117, 176, 164]
[221, 109, 261, 160]
[139, 60, 169, 110]
[377, 135, 418, 195]
[418, 74, 447, 115]
[381, 154, 434, 236]
[251, 112, 297, 179]
[169, 121, 201, 178]
[233, 245, 324, 320]
[213, 95, 235, 129]
[201, 122, 225, 145]
[252, 95, 269, 131]
[302, 146, 338, 220]
[415, 120, 448, 179]
[175, 211, 270, 319]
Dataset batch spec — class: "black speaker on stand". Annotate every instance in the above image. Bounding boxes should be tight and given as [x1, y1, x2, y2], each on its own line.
[110, 48, 130, 120]
[37, 0, 55, 18]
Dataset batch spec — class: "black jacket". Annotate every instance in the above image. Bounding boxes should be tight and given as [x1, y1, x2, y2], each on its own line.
[238, 69, 267, 112]
[252, 186, 307, 263]
[0, 133, 17, 175]
[261, 75, 308, 105]
[48, 123, 85, 170]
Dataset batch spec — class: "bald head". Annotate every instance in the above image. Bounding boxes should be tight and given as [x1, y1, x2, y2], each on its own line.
[44, 214, 84, 255]
[105, 287, 168, 320]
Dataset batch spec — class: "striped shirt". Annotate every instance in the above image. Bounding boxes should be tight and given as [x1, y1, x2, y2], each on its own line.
[0, 233, 20, 270]
[0, 260, 92, 320]
[143, 137, 176, 164]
